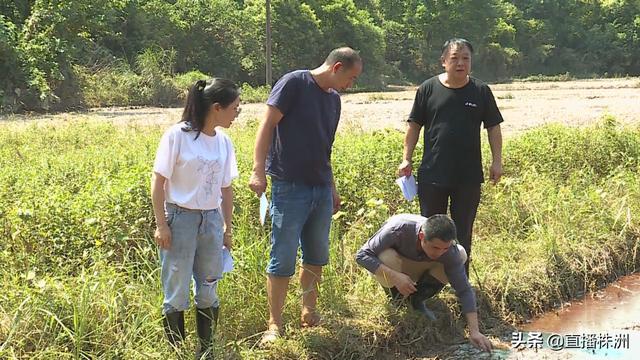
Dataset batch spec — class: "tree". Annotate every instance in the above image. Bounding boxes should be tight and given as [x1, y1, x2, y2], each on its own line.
[0, 15, 24, 111]
[309, 0, 386, 86]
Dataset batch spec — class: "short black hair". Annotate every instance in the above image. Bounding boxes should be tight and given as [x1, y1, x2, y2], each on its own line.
[421, 214, 457, 242]
[324, 47, 362, 70]
[441, 38, 474, 57]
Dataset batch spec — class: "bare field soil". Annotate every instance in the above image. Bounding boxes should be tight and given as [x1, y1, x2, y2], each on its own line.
[2, 78, 639, 136]
[339, 77, 640, 134]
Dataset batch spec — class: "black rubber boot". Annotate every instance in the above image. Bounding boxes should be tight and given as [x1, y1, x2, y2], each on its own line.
[384, 286, 403, 305]
[163, 311, 185, 346]
[195, 306, 219, 360]
[409, 273, 445, 320]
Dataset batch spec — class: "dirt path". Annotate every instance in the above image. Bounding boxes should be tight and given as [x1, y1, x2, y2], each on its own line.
[337, 77, 640, 135]
[3, 78, 639, 136]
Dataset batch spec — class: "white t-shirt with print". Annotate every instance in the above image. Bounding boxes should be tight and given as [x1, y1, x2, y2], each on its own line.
[153, 123, 239, 210]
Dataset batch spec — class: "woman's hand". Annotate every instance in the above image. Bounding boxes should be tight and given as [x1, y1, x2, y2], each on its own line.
[223, 230, 233, 250]
[154, 224, 172, 250]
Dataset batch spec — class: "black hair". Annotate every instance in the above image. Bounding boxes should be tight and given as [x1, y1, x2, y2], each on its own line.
[421, 214, 457, 243]
[441, 38, 474, 57]
[181, 78, 239, 139]
[324, 47, 362, 70]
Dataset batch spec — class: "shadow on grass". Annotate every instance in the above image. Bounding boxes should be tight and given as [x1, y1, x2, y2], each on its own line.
[233, 285, 520, 360]
[383, 289, 518, 359]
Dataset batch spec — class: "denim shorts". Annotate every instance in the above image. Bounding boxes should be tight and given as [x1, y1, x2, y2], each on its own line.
[266, 179, 333, 277]
[160, 203, 224, 314]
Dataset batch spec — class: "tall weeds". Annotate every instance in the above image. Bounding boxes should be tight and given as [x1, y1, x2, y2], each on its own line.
[1, 117, 638, 358]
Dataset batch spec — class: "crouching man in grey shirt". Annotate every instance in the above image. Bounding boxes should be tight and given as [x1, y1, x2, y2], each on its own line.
[355, 213, 492, 352]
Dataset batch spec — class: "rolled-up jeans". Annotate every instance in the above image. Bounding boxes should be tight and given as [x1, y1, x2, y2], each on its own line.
[266, 179, 333, 277]
[374, 245, 468, 287]
[160, 202, 224, 314]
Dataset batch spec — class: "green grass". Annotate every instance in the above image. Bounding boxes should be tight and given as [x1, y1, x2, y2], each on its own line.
[496, 93, 514, 100]
[366, 93, 395, 102]
[0, 116, 639, 358]
[240, 83, 271, 104]
[515, 72, 575, 82]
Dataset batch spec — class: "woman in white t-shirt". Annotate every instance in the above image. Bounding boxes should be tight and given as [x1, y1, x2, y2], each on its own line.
[151, 78, 240, 359]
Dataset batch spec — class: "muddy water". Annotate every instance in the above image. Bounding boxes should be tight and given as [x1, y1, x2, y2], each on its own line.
[522, 273, 640, 333]
[421, 274, 640, 359]
[503, 273, 640, 359]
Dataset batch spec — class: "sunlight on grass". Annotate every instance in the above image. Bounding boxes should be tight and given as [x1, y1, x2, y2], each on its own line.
[1, 117, 639, 358]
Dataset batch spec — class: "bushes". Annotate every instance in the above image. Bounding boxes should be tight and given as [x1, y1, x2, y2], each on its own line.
[240, 82, 270, 104]
[174, 70, 209, 91]
[0, 15, 23, 112]
[4, 0, 640, 114]
[74, 64, 270, 109]
[74, 64, 144, 107]
[135, 47, 181, 107]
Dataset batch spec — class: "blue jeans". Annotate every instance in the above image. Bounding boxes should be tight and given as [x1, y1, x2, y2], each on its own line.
[160, 203, 224, 314]
[267, 179, 333, 277]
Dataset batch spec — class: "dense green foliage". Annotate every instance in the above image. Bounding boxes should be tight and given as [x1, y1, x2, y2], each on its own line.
[1, 118, 638, 358]
[1, 0, 640, 112]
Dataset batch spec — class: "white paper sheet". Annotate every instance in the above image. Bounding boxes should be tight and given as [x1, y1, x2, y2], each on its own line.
[260, 193, 269, 225]
[395, 175, 418, 201]
[222, 246, 234, 273]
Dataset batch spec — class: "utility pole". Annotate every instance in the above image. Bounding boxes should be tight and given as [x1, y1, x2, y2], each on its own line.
[265, 0, 272, 86]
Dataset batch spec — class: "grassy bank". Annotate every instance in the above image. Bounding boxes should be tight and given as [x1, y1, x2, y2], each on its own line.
[0, 117, 639, 359]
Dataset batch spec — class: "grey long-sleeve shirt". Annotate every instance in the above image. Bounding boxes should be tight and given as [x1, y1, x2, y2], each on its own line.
[355, 214, 477, 314]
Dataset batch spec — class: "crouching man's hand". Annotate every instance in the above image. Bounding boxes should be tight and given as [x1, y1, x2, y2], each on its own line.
[469, 330, 492, 352]
[374, 264, 417, 297]
[465, 312, 492, 352]
[391, 271, 417, 297]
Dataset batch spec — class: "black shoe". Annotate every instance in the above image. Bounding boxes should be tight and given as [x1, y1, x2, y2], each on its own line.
[409, 296, 438, 321]
[385, 286, 403, 304]
[416, 273, 445, 299]
[409, 273, 445, 320]
[163, 311, 185, 346]
[195, 306, 219, 360]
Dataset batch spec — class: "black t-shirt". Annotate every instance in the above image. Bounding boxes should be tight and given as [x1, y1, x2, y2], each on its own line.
[408, 76, 503, 186]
